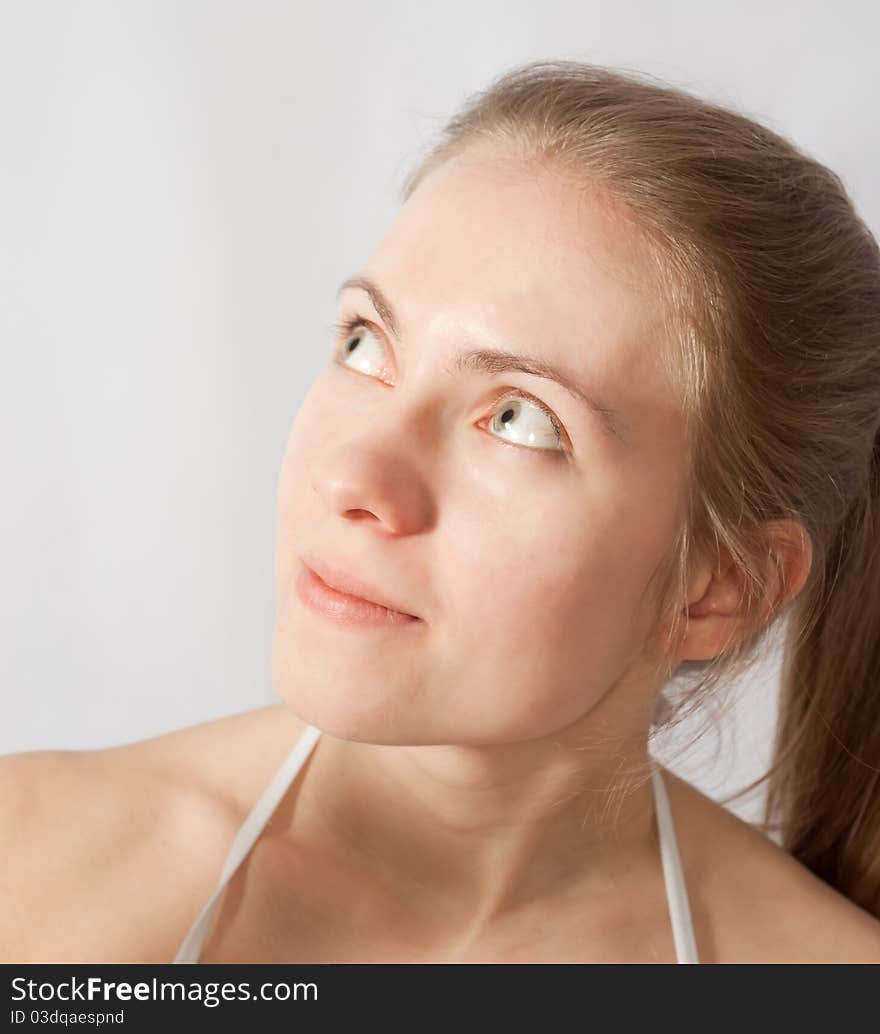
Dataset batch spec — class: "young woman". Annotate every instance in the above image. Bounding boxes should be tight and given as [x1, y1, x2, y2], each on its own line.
[4, 60, 880, 964]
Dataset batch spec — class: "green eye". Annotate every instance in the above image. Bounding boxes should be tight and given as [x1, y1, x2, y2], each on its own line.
[487, 393, 566, 452]
[331, 314, 568, 455]
[333, 320, 384, 375]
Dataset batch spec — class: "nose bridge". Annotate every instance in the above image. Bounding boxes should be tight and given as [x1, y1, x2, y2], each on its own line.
[370, 330, 458, 448]
[395, 319, 462, 434]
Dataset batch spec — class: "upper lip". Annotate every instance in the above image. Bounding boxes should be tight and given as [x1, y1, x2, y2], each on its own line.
[301, 552, 422, 619]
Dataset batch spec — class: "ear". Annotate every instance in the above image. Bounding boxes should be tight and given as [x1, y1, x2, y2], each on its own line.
[671, 519, 813, 662]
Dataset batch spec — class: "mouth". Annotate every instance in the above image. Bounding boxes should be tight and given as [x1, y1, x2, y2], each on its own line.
[298, 553, 423, 625]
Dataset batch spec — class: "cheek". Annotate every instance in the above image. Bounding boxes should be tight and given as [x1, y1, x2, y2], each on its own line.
[446, 469, 641, 629]
[274, 379, 333, 586]
[452, 531, 636, 657]
[437, 493, 656, 734]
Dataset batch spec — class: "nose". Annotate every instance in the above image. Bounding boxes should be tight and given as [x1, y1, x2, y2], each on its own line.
[310, 427, 435, 535]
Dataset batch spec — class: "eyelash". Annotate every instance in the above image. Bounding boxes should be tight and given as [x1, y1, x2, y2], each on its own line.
[330, 313, 568, 454]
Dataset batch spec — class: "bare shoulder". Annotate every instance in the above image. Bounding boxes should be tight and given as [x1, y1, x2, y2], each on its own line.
[130, 701, 312, 816]
[664, 768, 880, 964]
[0, 702, 310, 963]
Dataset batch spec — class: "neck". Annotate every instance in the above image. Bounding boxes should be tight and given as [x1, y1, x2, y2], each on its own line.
[292, 699, 663, 942]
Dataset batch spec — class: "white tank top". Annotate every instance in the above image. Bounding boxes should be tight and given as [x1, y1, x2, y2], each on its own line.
[172, 724, 700, 964]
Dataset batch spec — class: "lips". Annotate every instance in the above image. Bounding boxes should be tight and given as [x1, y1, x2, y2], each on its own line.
[299, 552, 422, 620]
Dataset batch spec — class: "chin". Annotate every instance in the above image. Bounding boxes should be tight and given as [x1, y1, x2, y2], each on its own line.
[270, 654, 406, 745]
[270, 603, 440, 744]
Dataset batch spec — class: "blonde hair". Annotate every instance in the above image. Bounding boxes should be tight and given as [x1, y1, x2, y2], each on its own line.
[401, 59, 880, 917]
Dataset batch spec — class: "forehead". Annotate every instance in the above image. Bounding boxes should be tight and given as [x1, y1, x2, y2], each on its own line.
[361, 148, 676, 433]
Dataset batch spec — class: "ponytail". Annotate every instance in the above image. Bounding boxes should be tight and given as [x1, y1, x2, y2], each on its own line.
[765, 436, 880, 917]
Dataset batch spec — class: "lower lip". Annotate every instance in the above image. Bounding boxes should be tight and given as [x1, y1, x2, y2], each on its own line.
[295, 562, 423, 629]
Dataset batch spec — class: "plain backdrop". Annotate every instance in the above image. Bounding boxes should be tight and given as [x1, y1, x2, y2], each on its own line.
[2, 0, 877, 826]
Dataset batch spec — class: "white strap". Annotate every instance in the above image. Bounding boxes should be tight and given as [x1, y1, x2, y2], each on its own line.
[652, 764, 700, 964]
[173, 726, 698, 964]
[172, 723, 323, 963]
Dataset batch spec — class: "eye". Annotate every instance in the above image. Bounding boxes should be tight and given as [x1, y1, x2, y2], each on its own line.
[331, 314, 568, 455]
[332, 318, 390, 380]
[485, 392, 566, 453]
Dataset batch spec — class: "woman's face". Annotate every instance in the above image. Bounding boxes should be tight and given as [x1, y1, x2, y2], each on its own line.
[273, 146, 689, 746]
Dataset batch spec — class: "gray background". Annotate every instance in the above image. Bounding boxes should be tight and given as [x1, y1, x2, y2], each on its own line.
[2, 0, 877, 825]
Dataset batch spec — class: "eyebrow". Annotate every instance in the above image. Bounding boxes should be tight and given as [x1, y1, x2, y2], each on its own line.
[336, 274, 629, 445]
